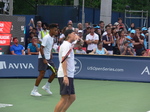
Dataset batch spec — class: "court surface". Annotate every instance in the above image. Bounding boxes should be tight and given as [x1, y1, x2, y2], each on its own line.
[0, 78, 150, 112]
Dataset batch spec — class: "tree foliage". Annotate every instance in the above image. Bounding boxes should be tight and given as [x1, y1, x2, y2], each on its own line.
[13, 0, 150, 15]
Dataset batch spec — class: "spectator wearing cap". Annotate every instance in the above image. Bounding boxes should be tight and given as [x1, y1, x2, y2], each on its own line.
[75, 45, 87, 54]
[27, 37, 40, 55]
[132, 27, 144, 56]
[86, 27, 99, 53]
[126, 30, 135, 47]
[141, 27, 148, 49]
[78, 30, 83, 38]
[10, 37, 25, 55]
[128, 23, 135, 32]
[94, 25, 101, 41]
[113, 22, 120, 32]
[38, 23, 49, 42]
[102, 27, 114, 55]
[74, 30, 84, 48]
[120, 41, 134, 55]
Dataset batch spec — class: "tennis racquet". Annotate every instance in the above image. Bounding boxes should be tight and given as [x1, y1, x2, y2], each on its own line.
[47, 63, 56, 74]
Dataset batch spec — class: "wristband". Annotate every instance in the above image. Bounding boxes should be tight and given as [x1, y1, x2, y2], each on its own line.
[64, 75, 68, 77]
[42, 54, 45, 59]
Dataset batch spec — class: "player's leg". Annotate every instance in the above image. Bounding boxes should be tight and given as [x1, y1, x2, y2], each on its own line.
[54, 95, 69, 112]
[54, 78, 76, 112]
[61, 78, 76, 112]
[42, 59, 57, 94]
[31, 58, 47, 96]
[35, 70, 46, 86]
[60, 94, 76, 112]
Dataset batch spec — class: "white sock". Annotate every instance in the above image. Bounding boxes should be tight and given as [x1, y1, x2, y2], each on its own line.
[33, 86, 38, 91]
[45, 82, 50, 87]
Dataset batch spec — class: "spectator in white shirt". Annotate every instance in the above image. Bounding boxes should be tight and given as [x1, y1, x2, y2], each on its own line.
[86, 27, 99, 53]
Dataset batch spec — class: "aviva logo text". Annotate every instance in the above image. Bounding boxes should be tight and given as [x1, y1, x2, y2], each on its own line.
[0, 61, 34, 70]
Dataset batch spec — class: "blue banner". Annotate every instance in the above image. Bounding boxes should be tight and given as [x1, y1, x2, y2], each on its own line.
[0, 54, 150, 82]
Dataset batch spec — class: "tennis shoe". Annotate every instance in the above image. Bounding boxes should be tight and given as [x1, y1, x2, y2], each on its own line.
[30, 90, 42, 96]
[42, 85, 52, 95]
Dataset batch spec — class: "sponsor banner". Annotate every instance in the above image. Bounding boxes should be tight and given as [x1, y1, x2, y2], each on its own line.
[0, 54, 150, 82]
[0, 34, 11, 45]
[0, 21, 12, 34]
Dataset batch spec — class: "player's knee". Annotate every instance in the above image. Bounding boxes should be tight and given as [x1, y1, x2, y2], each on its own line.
[61, 95, 70, 101]
[39, 71, 45, 77]
[70, 95, 76, 102]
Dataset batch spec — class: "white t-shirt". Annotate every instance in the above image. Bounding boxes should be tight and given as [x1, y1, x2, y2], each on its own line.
[102, 31, 107, 36]
[86, 33, 99, 50]
[57, 41, 75, 78]
[38, 34, 54, 60]
[59, 34, 65, 39]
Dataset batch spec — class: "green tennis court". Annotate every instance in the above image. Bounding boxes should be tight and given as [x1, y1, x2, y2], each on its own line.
[0, 78, 150, 112]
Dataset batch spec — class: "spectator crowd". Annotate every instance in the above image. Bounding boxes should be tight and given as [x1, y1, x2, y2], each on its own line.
[10, 18, 150, 56]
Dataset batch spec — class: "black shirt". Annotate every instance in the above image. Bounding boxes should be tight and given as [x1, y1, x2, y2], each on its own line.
[102, 35, 113, 50]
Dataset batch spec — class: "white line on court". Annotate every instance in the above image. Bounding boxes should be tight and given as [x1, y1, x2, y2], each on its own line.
[0, 103, 13, 108]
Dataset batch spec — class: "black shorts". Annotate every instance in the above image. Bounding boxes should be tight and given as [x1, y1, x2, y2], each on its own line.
[38, 58, 55, 71]
[58, 77, 75, 95]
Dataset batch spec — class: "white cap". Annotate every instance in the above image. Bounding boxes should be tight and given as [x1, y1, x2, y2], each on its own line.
[114, 22, 119, 26]
[78, 30, 83, 33]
